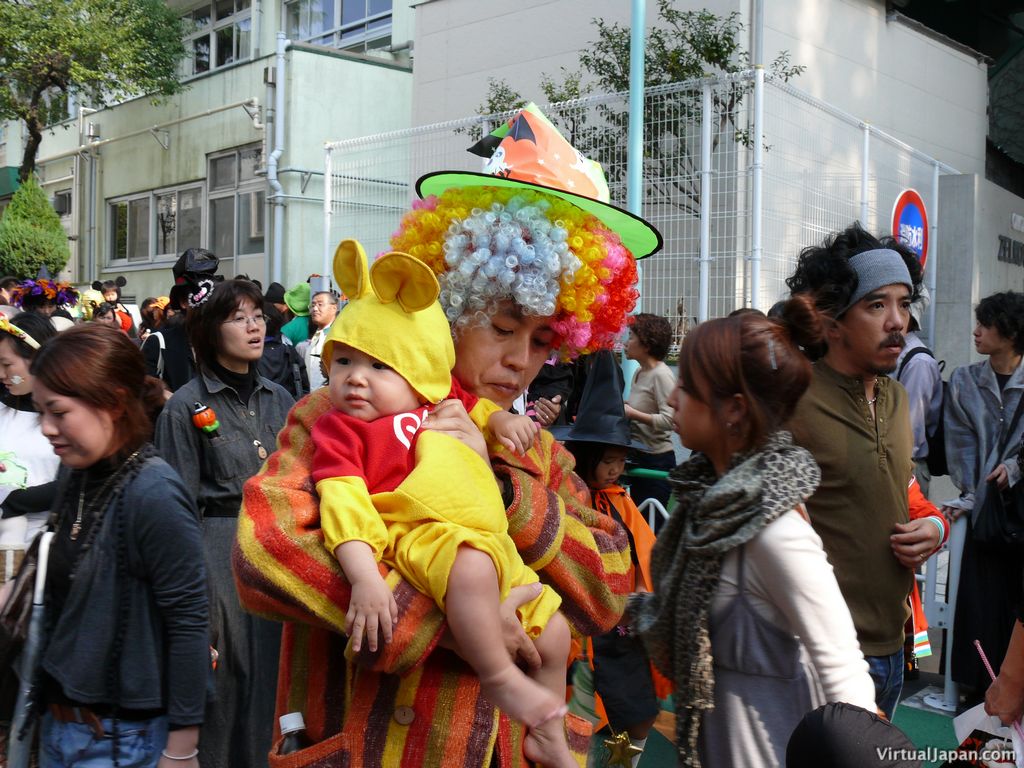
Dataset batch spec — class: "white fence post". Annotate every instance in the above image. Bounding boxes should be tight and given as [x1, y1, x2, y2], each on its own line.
[861, 123, 871, 226]
[698, 81, 713, 323]
[323, 145, 333, 287]
[923, 516, 966, 712]
[750, 67, 765, 311]
[927, 161, 940, 346]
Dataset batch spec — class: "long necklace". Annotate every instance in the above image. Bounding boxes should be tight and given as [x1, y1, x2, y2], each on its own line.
[70, 449, 141, 541]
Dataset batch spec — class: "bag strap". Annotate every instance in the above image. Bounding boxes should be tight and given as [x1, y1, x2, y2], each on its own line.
[896, 346, 933, 381]
[152, 331, 166, 380]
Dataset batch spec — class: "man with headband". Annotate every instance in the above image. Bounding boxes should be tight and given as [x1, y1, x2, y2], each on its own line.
[785, 223, 946, 719]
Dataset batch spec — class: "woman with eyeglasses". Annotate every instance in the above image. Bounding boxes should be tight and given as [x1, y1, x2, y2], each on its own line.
[155, 278, 294, 768]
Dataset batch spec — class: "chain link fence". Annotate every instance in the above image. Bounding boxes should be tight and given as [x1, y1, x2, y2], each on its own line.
[324, 70, 958, 351]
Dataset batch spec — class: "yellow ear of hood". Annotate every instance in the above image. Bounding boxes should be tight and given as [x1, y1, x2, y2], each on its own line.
[323, 239, 454, 404]
[333, 238, 371, 300]
[370, 252, 439, 312]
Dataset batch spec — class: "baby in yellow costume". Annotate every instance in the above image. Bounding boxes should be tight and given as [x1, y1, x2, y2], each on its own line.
[311, 240, 575, 767]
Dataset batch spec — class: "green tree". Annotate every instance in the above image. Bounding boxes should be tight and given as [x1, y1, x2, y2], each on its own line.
[0, 0, 188, 182]
[467, 1, 804, 214]
[0, 174, 70, 277]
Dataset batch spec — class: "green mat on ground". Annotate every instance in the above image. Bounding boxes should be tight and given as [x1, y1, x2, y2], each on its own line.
[893, 704, 959, 768]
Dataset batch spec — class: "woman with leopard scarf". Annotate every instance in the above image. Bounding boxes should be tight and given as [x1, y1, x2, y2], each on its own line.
[631, 296, 876, 768]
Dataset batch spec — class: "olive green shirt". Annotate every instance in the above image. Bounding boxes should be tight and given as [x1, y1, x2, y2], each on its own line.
[788, 360, 914, 657]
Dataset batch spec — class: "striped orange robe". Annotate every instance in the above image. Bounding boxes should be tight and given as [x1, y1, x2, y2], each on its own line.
[233, 388, 633, 767]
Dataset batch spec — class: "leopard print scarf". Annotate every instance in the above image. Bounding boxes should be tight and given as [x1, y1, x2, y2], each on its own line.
[630, 430, 820, 767]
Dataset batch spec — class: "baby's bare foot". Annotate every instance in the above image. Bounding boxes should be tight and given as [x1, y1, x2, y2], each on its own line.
[479, 665, 567, 728]
[523, 715, 575, 768]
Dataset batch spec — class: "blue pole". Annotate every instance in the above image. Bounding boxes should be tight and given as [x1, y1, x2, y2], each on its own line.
[627, 0, 646, 218]
[622, 0, 646, 394]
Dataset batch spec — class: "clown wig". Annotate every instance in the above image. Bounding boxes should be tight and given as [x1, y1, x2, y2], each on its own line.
[391, 187, 638, 357]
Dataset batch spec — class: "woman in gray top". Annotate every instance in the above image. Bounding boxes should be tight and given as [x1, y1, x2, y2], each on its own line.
[155, 279, 294, 768]
[29, 324, 208, 767]
[624, 313, 677, 530]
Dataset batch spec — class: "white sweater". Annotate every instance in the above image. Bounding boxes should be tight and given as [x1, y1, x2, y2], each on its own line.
[712, 509, 878, 711]
[0, 403, 59, 549]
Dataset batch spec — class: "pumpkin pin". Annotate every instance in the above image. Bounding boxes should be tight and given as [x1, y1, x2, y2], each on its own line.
[192, 402, 220, 437]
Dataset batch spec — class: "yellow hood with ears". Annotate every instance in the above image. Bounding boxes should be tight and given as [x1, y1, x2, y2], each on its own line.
[322, 239, 454, 404]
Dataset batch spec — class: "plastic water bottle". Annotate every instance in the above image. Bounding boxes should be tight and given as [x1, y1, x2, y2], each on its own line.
[279, 712, 312, 755]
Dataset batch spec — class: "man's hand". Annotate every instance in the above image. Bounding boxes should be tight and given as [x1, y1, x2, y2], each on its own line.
[436, 583, 544, 670]
[497, 583, 543, 670]
[532, 395, 562, 427]
[422, 399, 490, 466]
[891, 518, 942, 568]
[941, 504, 966, 522]
[986, 622, 1024, 726]
[985, 669, 1024, 727]
[986, 463, 1010, 490]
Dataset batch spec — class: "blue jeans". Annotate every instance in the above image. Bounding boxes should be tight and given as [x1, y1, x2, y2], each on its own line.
[40, 711, 169, 768]
[866, 650, 904, 720]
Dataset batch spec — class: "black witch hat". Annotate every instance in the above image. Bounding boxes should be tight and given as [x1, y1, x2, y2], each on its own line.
[549, 349, 648, 450]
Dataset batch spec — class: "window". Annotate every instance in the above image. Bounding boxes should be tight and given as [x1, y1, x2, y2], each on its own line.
[156, 187, 203, 257]
[110, 197, 151, 263]
[284, 0, 391, 52]
[53, 190, 72, 216]
[207, 145, 264, 264]
[0, 125, 6, 168]
[107, 184, 203, 265]
[183, 0, 252, 77]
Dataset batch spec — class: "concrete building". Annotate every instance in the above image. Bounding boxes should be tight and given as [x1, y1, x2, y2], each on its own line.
[1, 0, 417, 301]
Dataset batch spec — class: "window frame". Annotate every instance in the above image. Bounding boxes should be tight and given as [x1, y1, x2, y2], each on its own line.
[182, 0, 253, 79]
[106, 182, 205, 267]
[283, 0, 392, 52]
[206, 145, 265, 266]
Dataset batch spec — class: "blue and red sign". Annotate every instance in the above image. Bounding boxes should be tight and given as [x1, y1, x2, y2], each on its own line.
[891, 189, 929, 269]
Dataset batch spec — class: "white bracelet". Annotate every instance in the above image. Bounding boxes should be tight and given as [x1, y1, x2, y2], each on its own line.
[161, 748, 199, 761]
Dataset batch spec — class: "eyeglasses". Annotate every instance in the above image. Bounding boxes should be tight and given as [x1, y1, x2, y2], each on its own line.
[310, 301, 334, 310]
[223, 314, 267, 328]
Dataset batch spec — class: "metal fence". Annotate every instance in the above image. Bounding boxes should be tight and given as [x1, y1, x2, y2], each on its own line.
[323, 70, 967, 709]
[324, 69, 958, 349]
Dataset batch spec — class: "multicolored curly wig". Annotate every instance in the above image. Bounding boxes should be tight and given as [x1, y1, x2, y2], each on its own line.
[391, 187, 638, 357]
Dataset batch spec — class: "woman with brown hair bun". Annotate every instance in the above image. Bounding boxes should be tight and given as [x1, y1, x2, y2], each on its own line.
[623, 312, 677, 529]
[631, 296, 876, 768]
[27, 324, 208, 767]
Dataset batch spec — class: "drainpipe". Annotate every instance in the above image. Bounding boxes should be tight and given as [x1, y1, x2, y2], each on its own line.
[267, 31, 288, 285]
[75, 106, 96, 283]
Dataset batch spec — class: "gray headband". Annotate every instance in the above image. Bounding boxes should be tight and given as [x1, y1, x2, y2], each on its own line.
[840, 248, 913, 314]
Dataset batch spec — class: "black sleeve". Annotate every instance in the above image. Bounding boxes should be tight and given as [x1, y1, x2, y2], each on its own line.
[2, 480, 59, 518]
[289, 344, 310, 396]
[527, 361, 574, 404]
[141, 334, 161, 378]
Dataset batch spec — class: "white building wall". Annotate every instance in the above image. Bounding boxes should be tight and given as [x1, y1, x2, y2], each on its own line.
[757, 0, 987, 175]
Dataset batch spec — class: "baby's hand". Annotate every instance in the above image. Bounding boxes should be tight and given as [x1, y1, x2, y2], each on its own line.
[345, 576, 398, 653]
[490, 411, 540, 455]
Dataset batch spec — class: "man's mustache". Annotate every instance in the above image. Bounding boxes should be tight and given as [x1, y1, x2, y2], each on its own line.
[881, 333, 906, 349]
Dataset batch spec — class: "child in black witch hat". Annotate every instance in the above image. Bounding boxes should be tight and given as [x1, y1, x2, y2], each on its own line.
[553, 350, 672, 768]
